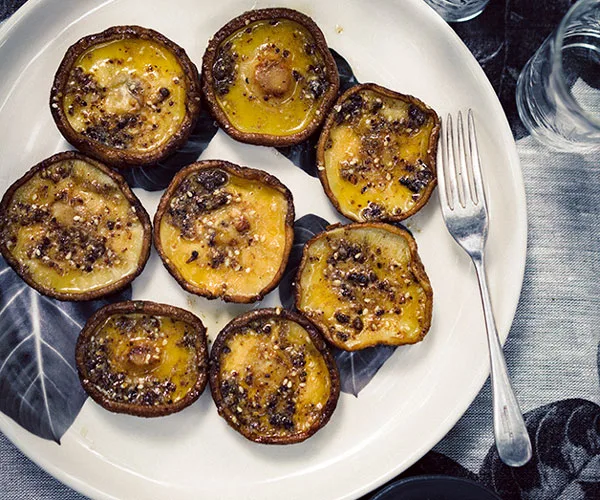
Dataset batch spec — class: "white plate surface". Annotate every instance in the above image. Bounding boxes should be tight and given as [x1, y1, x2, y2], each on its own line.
[0, 0, 527, 499]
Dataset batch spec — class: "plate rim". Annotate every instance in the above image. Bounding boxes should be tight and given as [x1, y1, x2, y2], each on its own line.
[0, 0, 528, 499]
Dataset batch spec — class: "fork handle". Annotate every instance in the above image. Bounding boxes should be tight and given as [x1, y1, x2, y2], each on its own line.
[472, 255, 532, 467]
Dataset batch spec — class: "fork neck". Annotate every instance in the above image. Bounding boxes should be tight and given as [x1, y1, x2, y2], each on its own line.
[470, 249, 484, 265]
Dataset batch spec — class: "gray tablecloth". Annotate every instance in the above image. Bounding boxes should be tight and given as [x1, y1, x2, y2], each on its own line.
[1, 1, 599, 499]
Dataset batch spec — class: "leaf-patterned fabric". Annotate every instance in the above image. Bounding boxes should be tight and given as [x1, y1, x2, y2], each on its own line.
[0, 257, 132, 442]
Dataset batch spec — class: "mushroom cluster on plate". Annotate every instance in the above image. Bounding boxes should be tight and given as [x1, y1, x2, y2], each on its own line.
[0, 7, 439, 444]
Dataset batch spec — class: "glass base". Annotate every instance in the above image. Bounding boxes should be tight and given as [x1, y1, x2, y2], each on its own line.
[449, 8, 485, 22]
[423, 0, 489, 23]
[516, 60, 600, 153]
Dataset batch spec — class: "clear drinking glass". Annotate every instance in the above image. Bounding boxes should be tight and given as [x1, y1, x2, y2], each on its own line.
[516, 0, 600, 152]
[423, 0, 491, 22]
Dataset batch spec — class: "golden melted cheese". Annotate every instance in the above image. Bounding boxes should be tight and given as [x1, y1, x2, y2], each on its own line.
[321, 88, 437, 221]
[213, 19, 332, 136]
[83, 313, 201, 405]
[1, 158, 146, 295]
[159, 170, 290, 299]
[62, 38, 187, 152]
[218, 317, 331, 438]
[297, 225, 432, 350]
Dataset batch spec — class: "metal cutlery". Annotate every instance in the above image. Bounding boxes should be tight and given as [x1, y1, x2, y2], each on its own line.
[437, 110, 532, 467]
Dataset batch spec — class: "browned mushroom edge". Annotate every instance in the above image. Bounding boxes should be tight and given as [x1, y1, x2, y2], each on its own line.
[75, 300, 209, 417]
[316, 83, 441, 222]
[50, 25, 202, 168]
[209, 307, 340, 444]
[0, 151, 152, 301]
[153, 160, 295, 303]
[294, 222, 433, 350]
[201, 8, 340, 146]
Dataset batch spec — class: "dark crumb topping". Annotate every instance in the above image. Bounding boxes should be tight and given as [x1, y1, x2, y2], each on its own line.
[334, 93, 364, 125]
[1, 161, 140, 276]
[361, 202, 384, 220]
[218, 318, 326, 437]
[408, 104, 427, 128]
[213, 42, 238, 96]
[321, 235, 417, 341]
[164, 166, 280, 278]
[62, 50, 183, 151]
[27, 224, 110, 273]
[213, 20, 330, 104]
[305, 63, 329, 99]
[329, 89, 435, 220]
[399, 161, 434, 193]
[167, 169, 230, 239]
[81, 314, 199, 407]
[66, 68, 138, 149]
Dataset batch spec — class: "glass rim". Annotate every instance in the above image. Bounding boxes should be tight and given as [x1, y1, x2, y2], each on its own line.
[552, 0, 600, 129]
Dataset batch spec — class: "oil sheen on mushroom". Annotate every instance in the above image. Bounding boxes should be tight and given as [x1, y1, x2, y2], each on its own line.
[62, 39, 187, 152]
[154, 161, 294, 303]
[318, 84, 440, 222]
[0, 153, 150, 300]
[203, 9, 339, 145]
[210, 309, 339, 443]
[51, 26, 201, 167]
[296, 223, 433, 350]
[76, 302, 208, 417]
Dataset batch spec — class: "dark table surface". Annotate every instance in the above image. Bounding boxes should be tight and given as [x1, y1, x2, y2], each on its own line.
[1, 1, 599, 499]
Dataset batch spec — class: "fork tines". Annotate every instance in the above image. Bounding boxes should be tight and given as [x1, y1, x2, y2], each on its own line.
[438, 110, 487, 212]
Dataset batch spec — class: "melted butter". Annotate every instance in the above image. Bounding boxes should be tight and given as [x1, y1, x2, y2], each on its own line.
[214, 19, 330, 136]
[88, 313, 200, 404]
[297, 226, 430, 349]
[323, 89, 436, 221]
[220, 319, 331, 437]
[3, 159, 146, 295]
[159, 174, 290, 299]
[63, 38, 187, 151]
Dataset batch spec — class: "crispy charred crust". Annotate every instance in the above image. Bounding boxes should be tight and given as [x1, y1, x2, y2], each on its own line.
[209, 308, 340, 444]
[0, 151, 152, 301]
[317, 83, 441, 222]
[201, 8, 340, 146]
[50, 25, 202, 168]
[153, 160, 295, 303]
[76, 300, 208, 417]
[294, 222, 433, 350]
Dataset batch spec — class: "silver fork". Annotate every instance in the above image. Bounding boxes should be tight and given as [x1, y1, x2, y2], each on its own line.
[437, 110, 532, 467]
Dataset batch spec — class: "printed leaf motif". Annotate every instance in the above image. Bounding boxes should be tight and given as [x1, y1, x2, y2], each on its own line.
[332, 48, 360, 94]
[276, 49, 359, 176]
[279, 214, 397, 396]
[0, 256, 131, 443]
[122, 107, 219, 191]
[480, 398, 600, 500]
[334, 345, 396, 397]
[279, 214, 330, 310]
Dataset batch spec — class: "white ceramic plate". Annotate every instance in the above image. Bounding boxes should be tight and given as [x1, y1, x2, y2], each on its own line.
[0, 0, 527, 499]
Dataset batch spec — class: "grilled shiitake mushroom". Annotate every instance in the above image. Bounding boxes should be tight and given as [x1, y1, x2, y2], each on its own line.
[202, 8, 339, 146]
[76, 300, 208, 417]
[296, 223, 433, 351]
[210, 308, 340, 444]
[0, 152, 151, 301]
[317, 83, 440, 222]
[154, 160, 294, 303]
[50, 26, 202, 168]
